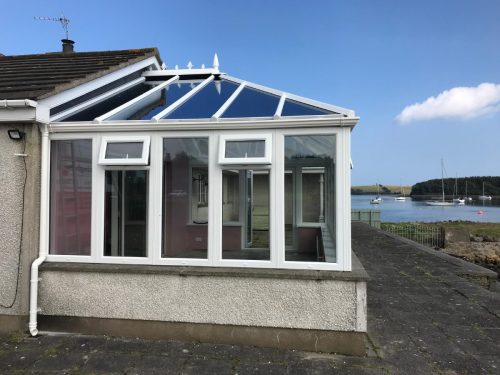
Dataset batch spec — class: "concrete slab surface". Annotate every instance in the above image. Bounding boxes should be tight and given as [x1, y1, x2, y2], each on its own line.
[1, 222, 499, 374]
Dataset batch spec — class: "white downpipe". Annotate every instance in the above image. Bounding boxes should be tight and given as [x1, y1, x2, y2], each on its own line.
[29, 124, 49, 336]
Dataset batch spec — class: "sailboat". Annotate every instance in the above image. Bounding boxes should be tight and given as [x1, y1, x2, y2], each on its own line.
[370, 183, 382, 204]
[452, 176, 465, 205]
[426, 159, 455, 206]
[394, 184, 406, 201]
[478, 181, 492, 200]
[464, 180, 472, 202]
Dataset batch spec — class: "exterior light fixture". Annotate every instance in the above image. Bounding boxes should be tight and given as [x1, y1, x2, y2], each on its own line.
[8, 129, 25, 141]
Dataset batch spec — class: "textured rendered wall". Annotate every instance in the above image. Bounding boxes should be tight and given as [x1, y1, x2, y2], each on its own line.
[0, 124, 40, 317]
[39, 271, 366, 332]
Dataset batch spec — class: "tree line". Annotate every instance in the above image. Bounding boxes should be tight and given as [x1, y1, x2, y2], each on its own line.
[410, 176, 500, 196]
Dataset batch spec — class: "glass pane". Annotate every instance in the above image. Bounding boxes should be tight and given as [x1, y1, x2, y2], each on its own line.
[134, 82, 200, 120]
[165, 80, 238, 119]
[302, 170, 324, 223]
[225, 140, 265, 158]
[282, 99, 334, 116]
[49, 140, 92, 255]
[104, 170, 148, 257]
[222, 169, 270, 260]
[163, 138, 208, 259]
[222, 87, 280, 118]
[62, 83, 153, 121]
[284, 135, 336, 263]
[105, 142, 143, 159]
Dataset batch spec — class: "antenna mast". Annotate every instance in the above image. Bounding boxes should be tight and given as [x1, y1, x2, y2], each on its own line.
[34, 15, 70, 39]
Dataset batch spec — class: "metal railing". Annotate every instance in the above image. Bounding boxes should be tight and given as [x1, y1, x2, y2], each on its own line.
[381, 223, 444, 248]
[351, 209, 381, 228]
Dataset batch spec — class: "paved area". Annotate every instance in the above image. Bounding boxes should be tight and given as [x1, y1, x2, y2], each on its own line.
[1, 223, 499, 374]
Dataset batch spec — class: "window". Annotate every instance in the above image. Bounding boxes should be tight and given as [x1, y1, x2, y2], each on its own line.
[284, 135, 336, 263]
[49, 139, 92, 255]
[98, 136, 150, 165]
[162, 138, 209, 259]
[219, 134, 272, 164]
[222, 169, 270, 260]
[104, 170, 148, 257]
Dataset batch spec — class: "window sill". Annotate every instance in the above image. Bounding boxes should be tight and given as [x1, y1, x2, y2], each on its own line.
[40, 253, 368, 282]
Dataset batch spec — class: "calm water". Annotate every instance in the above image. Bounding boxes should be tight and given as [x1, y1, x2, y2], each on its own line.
[352, 195, 500, 222]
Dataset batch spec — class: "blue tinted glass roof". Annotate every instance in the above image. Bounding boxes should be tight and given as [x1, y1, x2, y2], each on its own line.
[134, 82, 200, 120]
[164, 80, 238, 119]
[282, 99, 334, 116]
[222, 86, 280, 118]
[62, 83, 152, 122]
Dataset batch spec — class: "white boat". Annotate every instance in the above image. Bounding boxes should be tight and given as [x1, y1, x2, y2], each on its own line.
[370, 183, 383, 204]
[426, 200, 455, 206]
[453, 198, 465, 205]
[452, 176, 464, 204]
[479, 182, 492, 200]
[464, 180, 472, 201]
[426, 159, 454, 206]
[394, 184, 406, 201]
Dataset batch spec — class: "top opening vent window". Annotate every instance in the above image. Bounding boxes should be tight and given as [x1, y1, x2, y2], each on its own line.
[219, 134, 272, 165]
[99, 136, 150, 165]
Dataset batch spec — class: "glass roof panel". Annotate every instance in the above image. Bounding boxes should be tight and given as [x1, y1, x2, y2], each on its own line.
[221, 86, 280, 118]
[129, 81, 200, 120]
[164, 80, 238, 119]
[281, 99, 334, 117]
[61, 83, 153, 122]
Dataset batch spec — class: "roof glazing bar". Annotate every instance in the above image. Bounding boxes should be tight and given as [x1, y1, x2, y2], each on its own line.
[211, 81, 247, 121]
[51, 77, 145, 122]
[273, 93, 287, 119]
[223, 74, 354, 117]
[153, 75, 214, 121]
[95, 75, 179, 122]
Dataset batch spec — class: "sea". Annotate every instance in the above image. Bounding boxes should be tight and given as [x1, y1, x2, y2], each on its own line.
[352, 195, 500, 223]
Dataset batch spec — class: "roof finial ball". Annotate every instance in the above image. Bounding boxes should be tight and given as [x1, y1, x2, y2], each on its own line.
[213, 53, 219, 72]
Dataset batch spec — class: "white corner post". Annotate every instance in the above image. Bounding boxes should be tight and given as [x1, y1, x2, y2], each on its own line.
[29, 123, 50, 336]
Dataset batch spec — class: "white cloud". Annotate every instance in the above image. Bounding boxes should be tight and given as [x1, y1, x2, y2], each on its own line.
[395, 83, 500, 124]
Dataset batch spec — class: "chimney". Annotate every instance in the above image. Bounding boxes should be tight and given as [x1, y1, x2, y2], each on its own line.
[61, 39, 75, 53]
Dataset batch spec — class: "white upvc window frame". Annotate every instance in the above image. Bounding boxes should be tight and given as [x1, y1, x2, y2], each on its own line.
[218, 134, 272, 165]
[45, 125, 351, 271]
[98, 135, 151, 165]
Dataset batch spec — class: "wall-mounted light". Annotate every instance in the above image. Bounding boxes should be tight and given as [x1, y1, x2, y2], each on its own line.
[8, 129, 25, 141]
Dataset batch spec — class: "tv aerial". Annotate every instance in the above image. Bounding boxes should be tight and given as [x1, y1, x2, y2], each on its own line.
[34, 15, 70, 39]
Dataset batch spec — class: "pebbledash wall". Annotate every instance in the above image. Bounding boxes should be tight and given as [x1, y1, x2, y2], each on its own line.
[0, 124, 40, 333]
[37, 261, 367, 354]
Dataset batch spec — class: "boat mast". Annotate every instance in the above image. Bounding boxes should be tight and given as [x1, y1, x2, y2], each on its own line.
[441, 159, 445, 202]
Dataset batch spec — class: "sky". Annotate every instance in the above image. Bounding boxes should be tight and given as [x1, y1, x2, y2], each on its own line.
[1, 0, 499, 185]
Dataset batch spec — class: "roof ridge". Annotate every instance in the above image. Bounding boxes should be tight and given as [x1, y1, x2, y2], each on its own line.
[0, 48, 159, 60]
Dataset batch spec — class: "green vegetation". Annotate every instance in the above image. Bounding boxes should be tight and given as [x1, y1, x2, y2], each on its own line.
[411, 176, 500, 196]
[351, 184, 412, 195]
[437, 221, 500, 238]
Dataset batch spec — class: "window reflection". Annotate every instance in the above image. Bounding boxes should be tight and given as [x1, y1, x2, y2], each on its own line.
[284, 135, 336, 263]
[163, 138, 209, 259]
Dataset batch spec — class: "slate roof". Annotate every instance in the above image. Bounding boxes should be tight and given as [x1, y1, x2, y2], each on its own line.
[0, 48, 160, 100]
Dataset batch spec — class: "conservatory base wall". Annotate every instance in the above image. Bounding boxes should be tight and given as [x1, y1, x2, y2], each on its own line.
[38, 262, 367, 354]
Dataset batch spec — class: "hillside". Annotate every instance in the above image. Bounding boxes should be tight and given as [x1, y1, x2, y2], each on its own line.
[352, 184, 412, 195]
[410, 176, 500, 196]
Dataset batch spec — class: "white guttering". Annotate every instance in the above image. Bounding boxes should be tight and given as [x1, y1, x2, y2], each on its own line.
[29, 124, 50, 336]
[0, 99, 38, 108]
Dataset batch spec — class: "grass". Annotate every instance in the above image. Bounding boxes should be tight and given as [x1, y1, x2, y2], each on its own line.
[436, 221, 500, 237]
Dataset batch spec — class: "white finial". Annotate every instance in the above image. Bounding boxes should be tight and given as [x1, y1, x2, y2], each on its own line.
[213, 53, 219, 71]
[161, 62, 167, 70]
[175, 64, 179, 70]
[201, 64, 205, 69]
[187, 61, 193, 69]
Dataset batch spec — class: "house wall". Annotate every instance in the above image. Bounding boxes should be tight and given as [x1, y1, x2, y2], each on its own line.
[0, 124, 40, 333]
[38, 267, 366, 332]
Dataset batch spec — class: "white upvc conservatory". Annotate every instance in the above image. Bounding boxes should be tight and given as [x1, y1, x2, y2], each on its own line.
[44, 59, 358, 272]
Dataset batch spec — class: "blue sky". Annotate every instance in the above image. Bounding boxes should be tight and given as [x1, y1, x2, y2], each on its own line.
[2, 0, 499, 185]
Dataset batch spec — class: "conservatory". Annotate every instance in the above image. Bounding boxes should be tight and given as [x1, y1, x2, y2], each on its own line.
[13, 54, 367, 354]
[46, 62, 358, 271]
